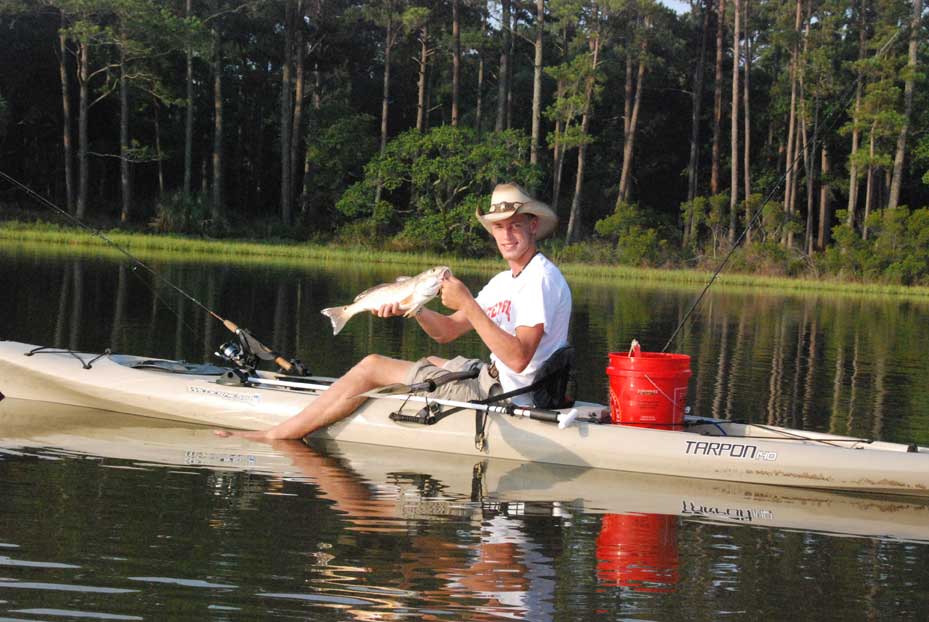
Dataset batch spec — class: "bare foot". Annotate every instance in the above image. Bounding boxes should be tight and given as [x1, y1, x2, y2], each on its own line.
[213, 429, 270, 441]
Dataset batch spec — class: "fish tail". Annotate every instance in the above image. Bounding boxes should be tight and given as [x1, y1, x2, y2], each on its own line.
[321, 306, 351, 335]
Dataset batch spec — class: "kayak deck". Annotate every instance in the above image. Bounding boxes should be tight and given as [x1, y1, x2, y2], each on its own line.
[1, 340, 927, 497]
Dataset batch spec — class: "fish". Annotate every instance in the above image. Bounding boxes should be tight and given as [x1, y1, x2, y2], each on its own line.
[321, 266, 451, 335]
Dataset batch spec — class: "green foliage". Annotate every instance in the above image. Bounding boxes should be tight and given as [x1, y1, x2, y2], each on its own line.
[594, 200, 665, 265]
[149, 192, 211, 235]
[336, 126, 540, 254]
[823, 207, 929, 285]
[305, 111, 377, 220]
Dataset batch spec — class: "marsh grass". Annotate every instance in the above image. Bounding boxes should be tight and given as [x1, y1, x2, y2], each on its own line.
[3, 220, 929, 300]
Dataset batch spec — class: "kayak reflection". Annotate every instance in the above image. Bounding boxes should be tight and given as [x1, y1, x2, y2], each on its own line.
[2, 397, 929, 616]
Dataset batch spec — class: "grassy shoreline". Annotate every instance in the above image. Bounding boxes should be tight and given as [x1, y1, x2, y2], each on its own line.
[2, 219, 929, 299]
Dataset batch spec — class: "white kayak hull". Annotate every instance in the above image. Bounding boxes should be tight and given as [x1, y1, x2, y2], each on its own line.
[1, 340, 927, 497]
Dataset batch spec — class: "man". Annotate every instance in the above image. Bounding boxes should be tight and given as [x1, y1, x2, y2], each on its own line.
[221, 182, 571, 440]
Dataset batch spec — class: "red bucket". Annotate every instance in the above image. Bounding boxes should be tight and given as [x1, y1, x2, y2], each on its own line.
[606, 343, 691, 428]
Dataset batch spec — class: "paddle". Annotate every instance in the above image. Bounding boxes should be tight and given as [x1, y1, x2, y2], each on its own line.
[363, 368, 480, 397]
[358, 389, 581, 429]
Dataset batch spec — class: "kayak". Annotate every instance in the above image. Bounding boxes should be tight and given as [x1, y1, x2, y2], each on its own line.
[1, 340, 927, 497]
[2, 399, 928, 543]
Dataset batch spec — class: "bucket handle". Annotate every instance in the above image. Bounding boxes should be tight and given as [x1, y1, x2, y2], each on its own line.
[644, 373, 679, 410]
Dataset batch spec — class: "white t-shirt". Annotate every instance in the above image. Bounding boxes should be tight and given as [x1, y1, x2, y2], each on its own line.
[475, 253, 572, 406]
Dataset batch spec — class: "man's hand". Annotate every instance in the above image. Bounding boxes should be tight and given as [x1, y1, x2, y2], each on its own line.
[372, 302, 405, 318]
[440, 275, 476, 312]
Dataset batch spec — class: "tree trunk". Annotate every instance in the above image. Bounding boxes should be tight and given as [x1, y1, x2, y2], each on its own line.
[800, 2, 814, 254]
[742, 0, 751, 242]
[58, 23, 74, 214]
[847, 0, 865, 229]
[495, 0, 510, 132]
[184, 0, 194, 197]
[475, 4, 486, 133]
[290, 0, 306, 215]
[710, 0, 725, 195]
[863, 128, 874, 240]
[566, 31, 601, 243]
[887, 0, 921, 211]
[728, 0, 740, 245]
[530, 0, 544, 167]
[154, 99, 164, 197]
[119, 44, 131, 223]
[451, 0, 460, 127]
[617, 27, 646, 207]
[375, 16, 394, 206]
[623, 44, 633, 142]
[280, 1, 294, 225]
[686, 0, 709, 214]
[76, 39, 89, 220]
[416, 24, 428, 132]
[783, 0, 801, 247]
[801, 115, 816, 254]
[506, 8, 516, 130]
[211, 23, 223, 222]
[817, 143, 830, 249]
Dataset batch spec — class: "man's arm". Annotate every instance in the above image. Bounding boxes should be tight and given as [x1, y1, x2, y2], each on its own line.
[373, 302, 473, 343]
[414, 307, 473, 343]
[441, 276, 543, 373]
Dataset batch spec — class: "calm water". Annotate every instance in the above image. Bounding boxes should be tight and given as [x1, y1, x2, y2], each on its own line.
[1, 244, 929, 620]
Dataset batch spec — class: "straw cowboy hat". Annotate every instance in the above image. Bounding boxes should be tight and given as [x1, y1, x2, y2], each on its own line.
[476, 183, 558, 240]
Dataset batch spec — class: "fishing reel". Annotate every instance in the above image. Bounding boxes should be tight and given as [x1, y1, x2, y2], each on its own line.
[214, 327, 308, 376]
[215, 337, 258, 372]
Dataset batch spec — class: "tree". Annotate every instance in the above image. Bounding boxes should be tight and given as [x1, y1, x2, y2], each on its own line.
[335, 126, 539, 253]
[566, 3, 602, 243]
[451, 0, 460, 126]
[280, 0, 297, 225]
[616, 0, 660, 208]
[546, 0, 604, 243]
[728, 0, 740, 245]
[365, 0, 405, 205]
[403, 5, 434, 132]
[495, 0, 511, 132]
[887, 0, 921, 210]
[710, 0, 725, 195]
[530, 0, 545, 167]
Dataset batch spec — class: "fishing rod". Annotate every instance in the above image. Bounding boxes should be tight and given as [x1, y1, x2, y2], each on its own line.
[0, 169, 305, 375]
[661, 31, 902, 354]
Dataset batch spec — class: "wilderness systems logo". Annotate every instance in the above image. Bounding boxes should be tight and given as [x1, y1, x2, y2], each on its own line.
[681, 500, 775, 523]
[684, 440, 778, 462]
[187, 385, 262, 406]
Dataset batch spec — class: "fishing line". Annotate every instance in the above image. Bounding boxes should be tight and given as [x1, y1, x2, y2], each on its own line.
[0, 169, 223, 323]
[661, 30, 901, 353]
[0, 169, 303, 373]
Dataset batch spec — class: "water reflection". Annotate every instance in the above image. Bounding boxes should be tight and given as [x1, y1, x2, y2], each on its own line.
[597, 513, 679, 593]
[3, 400, 929, 619]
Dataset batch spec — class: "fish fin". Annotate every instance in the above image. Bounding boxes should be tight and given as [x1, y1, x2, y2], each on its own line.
[398, 294, 416, 309]
[320, 306, 350, 335]
[402, 303, 422, 318]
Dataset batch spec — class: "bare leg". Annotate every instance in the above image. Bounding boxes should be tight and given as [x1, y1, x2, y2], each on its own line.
[216, 354, 414, 440]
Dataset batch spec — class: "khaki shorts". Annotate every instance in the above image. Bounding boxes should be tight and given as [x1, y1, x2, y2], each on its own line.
[403, 356, 501, 403]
